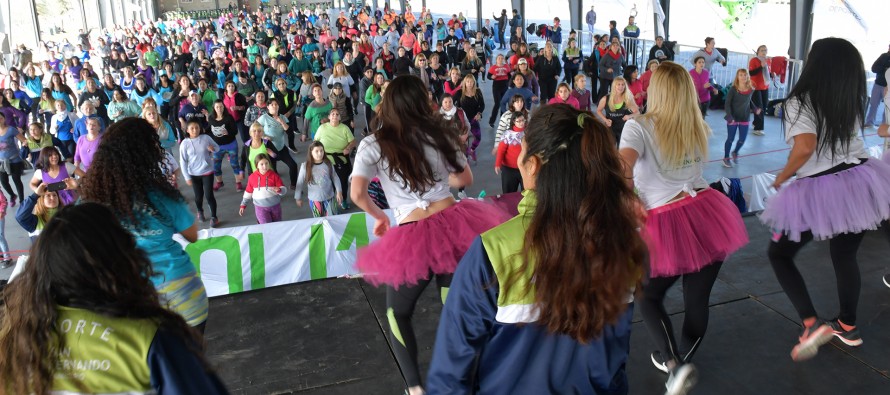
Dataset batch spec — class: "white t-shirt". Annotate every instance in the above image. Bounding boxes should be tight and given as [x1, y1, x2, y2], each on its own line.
[783, 97, 868, 178]
[352, 134, 466, 223]
[619, 118, 709, 209]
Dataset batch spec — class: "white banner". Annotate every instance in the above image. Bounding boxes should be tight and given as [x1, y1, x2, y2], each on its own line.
[180, 211, 395, 297]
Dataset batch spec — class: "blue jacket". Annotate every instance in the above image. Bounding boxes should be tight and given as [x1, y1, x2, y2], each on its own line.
[427, 191, 634, 395]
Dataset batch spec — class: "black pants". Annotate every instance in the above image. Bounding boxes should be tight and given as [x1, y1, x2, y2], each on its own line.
[564, 68, 579, 88]
[597, 78, 612, 102]
[768, 230, 864, 325]
[387, 272, 453, 388]
[489, 80, 508, 125]
[286, 113, 299, 150]
[752, 88, 768, 130]
[699, 101, 710, 117]
[271, 146, 300, 188]
[189, 173, 217, 217]
[639, 261, 723, 363]
[500, 166, 523, 194]
[332, 157, 352, 205]
[539, 77, 557, 104]
[0, 162, 25, 201]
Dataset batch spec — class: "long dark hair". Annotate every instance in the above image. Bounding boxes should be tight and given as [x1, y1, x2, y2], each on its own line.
[78, 118, 184, 228]
[36, 146, 62, 171]
[783, 37, 866, 158]
[509, 105, 646, 342]
[372, 75, 463, 193]
[304, 140, 332, 184]
[0, 203, 203, 394]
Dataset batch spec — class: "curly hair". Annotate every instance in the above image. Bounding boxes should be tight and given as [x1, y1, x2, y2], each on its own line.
[0, 203, 205, 394]
[78, 117, 184, 228]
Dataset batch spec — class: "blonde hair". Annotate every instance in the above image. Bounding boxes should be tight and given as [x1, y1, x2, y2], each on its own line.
[332, 61, 348, 77]
[638, 61, 711, 167]
[608, 77, 635, 107]
[732, 68, 753, 91]
[413, 53, 427, 68]
[460, 74, 477, 99]
[573, 73, 586, 85]
[249, 122, 264, 138]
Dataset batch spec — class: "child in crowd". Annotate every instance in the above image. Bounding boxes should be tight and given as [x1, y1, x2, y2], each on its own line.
[295, 141, 342, 218]
[571, 74, 593, 112]
[548, 82, 581, 109]
[49, 100, 77, 160]
[494, 112, 526, 194]
[240, 153, 287, 224]
[180, 121, 221, 227]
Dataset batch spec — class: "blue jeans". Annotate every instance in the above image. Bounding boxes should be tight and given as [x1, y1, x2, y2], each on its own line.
[724, 123, 749, 158]
[865, 83, 886, 126]
[0, 217, 9, 261]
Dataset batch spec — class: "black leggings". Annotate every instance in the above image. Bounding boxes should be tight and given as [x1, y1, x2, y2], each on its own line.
[768, 230, 864, 325]
[500, 166, 523, 194]
[752, 88, 768, 130]
[489, 80, 508, 125]
[386, 272, 453, 388]
[332, 159, 352, 205]
[0, 162, 25, 201]
[189, 174, 217, 217]
[271, 146, 300, 188]
[639, 261, 723, 364]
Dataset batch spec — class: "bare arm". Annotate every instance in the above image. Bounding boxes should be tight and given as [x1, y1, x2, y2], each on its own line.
[774, 133, 816, 188]
[179, 223, 199, 243]
[448, 164, 473, 189]
[618, 147, 639, 190]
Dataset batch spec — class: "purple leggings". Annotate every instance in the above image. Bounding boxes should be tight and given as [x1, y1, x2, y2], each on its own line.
[255, 204, 282, 224]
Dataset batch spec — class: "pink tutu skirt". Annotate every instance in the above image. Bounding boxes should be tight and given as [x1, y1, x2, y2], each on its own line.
[643, 188, 749, 278]
[760, 158, 890, 242]
[356, 199, 515, 288]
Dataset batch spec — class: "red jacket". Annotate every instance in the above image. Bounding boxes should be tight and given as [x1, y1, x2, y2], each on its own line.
[496, 128, 524, 169]
[770, 56, 788, 83]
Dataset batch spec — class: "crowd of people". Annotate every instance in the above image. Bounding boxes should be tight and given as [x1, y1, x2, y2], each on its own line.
[0, 2, 887, 395]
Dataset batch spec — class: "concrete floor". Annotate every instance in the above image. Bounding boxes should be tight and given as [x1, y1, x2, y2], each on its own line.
[204, 216, 890, 394]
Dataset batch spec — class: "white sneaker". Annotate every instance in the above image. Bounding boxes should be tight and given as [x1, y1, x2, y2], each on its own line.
[665, 363, 697, 395]
[457, 190, 468, 200]
[752, 130, 765, 136]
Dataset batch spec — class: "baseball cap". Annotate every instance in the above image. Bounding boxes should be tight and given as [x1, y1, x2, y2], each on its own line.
[517, 58, 528, 65]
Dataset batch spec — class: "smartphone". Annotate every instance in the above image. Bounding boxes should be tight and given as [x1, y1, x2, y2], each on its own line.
[46, 181, 67, 192]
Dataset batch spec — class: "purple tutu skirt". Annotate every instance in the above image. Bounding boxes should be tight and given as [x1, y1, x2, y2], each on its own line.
[356, 199, 515, 288]
[760, 158, 890, 242]
[643, 189, 749, 278]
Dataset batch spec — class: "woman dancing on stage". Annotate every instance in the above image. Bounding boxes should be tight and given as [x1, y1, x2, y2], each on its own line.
[619, 61, 748, 395]
[350, 75, 512, 395]
[761, 37, 890, 359]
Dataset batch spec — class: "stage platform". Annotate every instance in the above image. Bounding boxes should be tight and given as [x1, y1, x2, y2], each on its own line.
[204, 215, 890, 394]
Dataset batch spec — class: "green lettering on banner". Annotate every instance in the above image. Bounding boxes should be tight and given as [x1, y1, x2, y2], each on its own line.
[336, 213, 370, 250]
[248, 233, 266, 290]
[185, 236, 243, 293]
[309, 224, 327, 279]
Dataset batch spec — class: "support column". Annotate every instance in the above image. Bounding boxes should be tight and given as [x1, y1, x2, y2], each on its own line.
[660, 0, 670, 41]
[567, 0, 582, 46]
[476, 0, 481, 32]
[789, 0, 814, 60]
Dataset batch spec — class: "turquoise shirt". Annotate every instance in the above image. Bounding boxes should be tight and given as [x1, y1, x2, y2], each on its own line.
[125, 191, 196, 285]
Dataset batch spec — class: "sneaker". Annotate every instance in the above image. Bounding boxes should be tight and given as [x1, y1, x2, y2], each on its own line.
[457, 190, 468, 200]
[0, 260, 11, 270]
[197, 211, 206, 223]
[790, 319, 834, 361]
[732, 152, 739, 164]
[884, 274, 890, 289]
[213, 181, 224, 191]
[9, 195, 16, 208]
[722, 158, 732, 168]
[828, 319, 863, 347]
[210, 217, 220, 228]
[236, 182, 244, 192]
[288, 146, 299, 155]
[664, 363, 697, 395]
[650, 351, 669, 374]
[752, 129, 765, 136]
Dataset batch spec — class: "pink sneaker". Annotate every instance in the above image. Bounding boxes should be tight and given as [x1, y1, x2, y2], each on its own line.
[213, 181, 224, 191]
